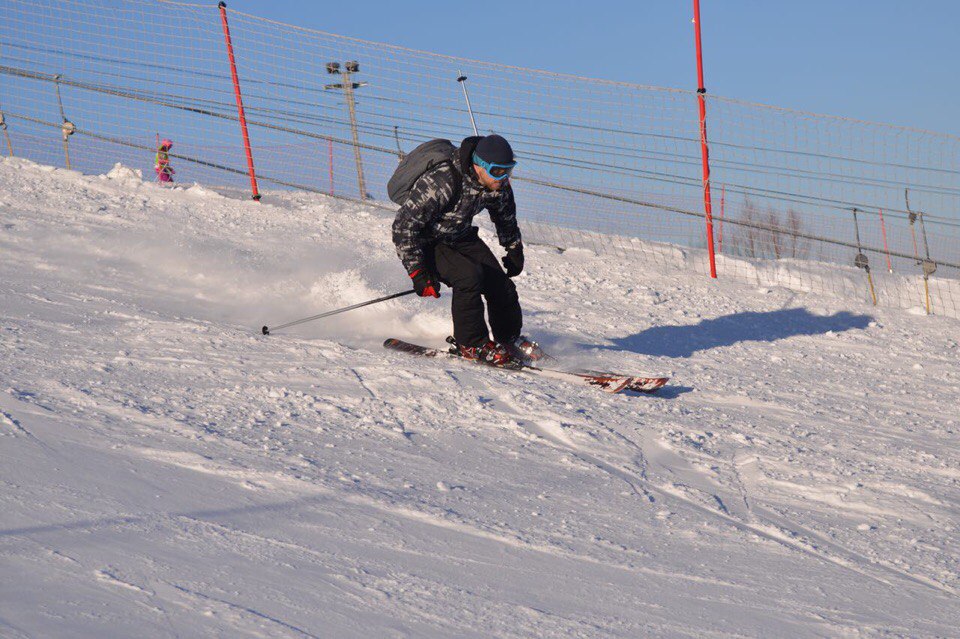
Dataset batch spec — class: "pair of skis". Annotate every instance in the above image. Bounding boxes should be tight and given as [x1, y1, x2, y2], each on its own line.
[383, 338, 669, 395]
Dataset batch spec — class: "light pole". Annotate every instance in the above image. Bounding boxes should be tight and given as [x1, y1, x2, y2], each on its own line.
[326, 61, 368, 199]
[456, 70, 479, 136]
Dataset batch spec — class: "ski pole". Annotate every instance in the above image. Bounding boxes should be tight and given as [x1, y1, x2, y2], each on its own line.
[261, 289, 415, 335]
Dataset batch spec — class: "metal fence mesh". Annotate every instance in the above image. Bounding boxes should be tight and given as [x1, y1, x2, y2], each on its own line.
[2, 0, 958, 317]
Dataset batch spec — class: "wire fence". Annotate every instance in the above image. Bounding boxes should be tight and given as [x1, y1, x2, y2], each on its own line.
[2, 0, 958, 318]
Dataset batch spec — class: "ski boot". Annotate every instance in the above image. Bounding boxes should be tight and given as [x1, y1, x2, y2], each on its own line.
[506, 335, 548, 365]
[448, 337, 523, 369]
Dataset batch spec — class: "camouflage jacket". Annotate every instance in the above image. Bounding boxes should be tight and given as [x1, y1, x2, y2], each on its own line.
[391, 136, 521, 275]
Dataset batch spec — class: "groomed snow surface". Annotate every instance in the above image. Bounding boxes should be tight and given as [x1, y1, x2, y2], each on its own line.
[1, 157, 958, 638]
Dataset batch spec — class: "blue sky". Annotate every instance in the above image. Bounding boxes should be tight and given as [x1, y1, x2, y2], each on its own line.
[221, 0, 957, 136]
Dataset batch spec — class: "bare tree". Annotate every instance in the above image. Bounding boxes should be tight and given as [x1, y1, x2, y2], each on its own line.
[725, 198, 809, 261]
[766, 206, 782, 259]
[738, 198, 761, 258]
[786, 208, 809, 259]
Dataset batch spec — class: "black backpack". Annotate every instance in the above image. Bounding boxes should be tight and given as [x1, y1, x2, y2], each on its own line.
[387, 139, 462, 207]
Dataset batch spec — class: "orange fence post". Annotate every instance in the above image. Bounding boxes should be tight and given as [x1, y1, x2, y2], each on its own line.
[878, 208, 893, 272]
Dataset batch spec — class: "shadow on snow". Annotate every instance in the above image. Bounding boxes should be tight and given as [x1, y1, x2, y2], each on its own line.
[600, 308, 873, 359]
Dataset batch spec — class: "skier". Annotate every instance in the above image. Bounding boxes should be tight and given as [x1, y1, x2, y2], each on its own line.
[155, 138, 175, 183]
[391, 134, 542, 367]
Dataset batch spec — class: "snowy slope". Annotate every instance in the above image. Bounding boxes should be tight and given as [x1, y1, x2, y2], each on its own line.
[1, 157, 958, 638]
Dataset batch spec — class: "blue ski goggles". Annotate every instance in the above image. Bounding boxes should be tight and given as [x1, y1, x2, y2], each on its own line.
[472, 153, 516, 181]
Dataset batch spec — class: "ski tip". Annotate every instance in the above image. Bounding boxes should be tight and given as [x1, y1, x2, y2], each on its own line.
[261, 325, 270, 335]
[383, 338, 398, 347]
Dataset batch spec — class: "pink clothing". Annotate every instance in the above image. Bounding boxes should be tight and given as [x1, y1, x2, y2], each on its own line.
[155, 145, 175, 183]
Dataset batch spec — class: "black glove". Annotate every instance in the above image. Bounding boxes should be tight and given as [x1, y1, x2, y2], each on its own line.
[502, 242, 524, 278]
[410, 268, 441, 298]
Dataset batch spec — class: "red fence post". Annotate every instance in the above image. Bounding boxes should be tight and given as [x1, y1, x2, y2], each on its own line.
[693, 0, 717, 278]
[218, 2, 261, 201]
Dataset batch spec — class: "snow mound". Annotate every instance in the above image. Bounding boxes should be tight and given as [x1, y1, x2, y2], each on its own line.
[102, 162, 143, 185]
[184, 183, 225, 200]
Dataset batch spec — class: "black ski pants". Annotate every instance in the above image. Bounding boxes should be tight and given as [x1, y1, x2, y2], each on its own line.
[429, 229, 522, 348]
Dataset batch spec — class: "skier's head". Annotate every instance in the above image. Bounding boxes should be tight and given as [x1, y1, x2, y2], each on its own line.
[160, 138, 173, 150]
[472, 134, 515, 191]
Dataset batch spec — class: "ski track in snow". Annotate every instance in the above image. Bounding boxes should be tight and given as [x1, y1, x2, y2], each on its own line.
[493, 386, 956, 598]
[1, 157, 959, 637]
